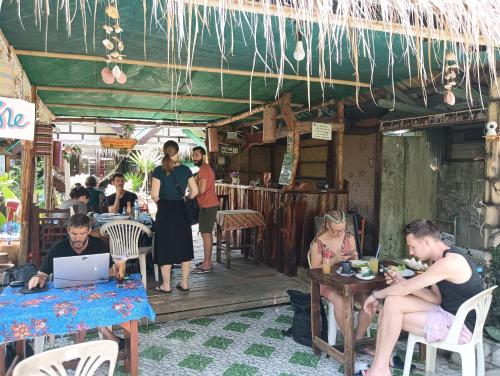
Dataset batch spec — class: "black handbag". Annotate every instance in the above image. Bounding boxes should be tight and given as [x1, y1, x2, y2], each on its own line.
[1, 263, 37, 286]
[171, 169, 199, 226]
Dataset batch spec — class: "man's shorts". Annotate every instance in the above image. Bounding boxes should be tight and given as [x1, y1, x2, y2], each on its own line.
[198, 205, 218, 233]
[424, 305, 472, 344]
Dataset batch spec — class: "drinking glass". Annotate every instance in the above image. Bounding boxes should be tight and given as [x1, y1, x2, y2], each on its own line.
[369, 257, 379, 274]
[114, 258, 126, 287]
[322, 255, 332, 274]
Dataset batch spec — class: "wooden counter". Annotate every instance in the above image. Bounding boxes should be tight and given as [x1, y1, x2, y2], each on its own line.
[215, 183, 348, 276]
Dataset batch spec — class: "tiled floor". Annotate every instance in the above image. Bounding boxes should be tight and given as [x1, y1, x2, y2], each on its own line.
[84, 304, 461, 376]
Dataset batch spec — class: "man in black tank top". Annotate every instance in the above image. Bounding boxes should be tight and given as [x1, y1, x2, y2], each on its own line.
[362, 219, 483, 376]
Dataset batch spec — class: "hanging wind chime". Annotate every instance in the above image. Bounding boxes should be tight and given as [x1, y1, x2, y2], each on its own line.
[101, 1, 127, 85]
[443, 51, 458, 106]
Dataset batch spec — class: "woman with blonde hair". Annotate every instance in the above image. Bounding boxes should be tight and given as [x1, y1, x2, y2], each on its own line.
[151, 141, 198, 293]
[309, 210, 374, 343]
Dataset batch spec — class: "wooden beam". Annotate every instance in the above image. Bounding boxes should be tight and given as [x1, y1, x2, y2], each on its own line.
[47, 103, 226, 118]
[262, 106, 277, 143]
[377, 99, 432, 115]
[15, 50, 371, 89]
[37, 85, 268, 105]
[351, 117, 380, 128]
[54, 117, 198, 127]
[190, 0, 494, 47]
[209, 99, 281, 127]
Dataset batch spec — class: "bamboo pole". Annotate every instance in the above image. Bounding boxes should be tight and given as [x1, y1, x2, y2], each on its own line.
[262, 106, 277, 143]
[188, 0, 494, 47]
[43, 151, 54, 209]
[37, 86, 270, 105]
[15, 50, 371, 89]
[46, 103, 226, 118]
[209, 99, 281, 127]
[53, 117, 199, 127]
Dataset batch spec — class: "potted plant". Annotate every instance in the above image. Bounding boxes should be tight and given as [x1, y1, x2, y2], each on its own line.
[128, 149, 162, 192]
[229, 170, 240, 185]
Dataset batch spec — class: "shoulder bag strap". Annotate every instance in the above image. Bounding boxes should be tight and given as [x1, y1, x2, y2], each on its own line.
[170, 168, 186, 199]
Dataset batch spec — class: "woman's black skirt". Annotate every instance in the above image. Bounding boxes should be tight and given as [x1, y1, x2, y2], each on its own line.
[154, 199, 194, 265]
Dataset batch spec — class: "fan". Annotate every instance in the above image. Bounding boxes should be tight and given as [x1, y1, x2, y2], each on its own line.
[486, 121, 498, 137]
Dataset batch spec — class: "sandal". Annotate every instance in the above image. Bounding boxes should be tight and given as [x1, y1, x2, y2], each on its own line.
[154, 286, 172, 294]
[176, 282, 189, 292]
[191, 265, 213, 274]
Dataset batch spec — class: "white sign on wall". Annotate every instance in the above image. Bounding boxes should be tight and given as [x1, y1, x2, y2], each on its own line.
[312, 122, 332, 140]
[0, 96, 36, 141]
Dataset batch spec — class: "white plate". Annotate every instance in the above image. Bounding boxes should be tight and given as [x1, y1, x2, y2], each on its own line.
[336, 268, 355, 277]
[400, 269, 416, 278]
[355, 273, 375, 280]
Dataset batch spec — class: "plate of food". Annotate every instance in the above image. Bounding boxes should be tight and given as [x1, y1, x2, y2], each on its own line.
[382, 264, 416, 278]
[401, 257, 428, 272]
[355, 272, 375, 280]
[351, 260, 370, 269]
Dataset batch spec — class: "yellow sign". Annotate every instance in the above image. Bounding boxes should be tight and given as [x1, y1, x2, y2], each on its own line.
[99, 136, 137, 149]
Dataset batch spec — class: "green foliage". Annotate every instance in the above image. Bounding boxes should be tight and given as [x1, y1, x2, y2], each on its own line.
[0, 173, 18, 200]
[124, 173, 144, 192]
[128, 149, 162, 191]
[485, 245, 500, 340]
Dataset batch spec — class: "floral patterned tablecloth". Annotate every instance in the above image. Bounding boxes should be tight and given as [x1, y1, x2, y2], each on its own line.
[0, 274, 155, 343]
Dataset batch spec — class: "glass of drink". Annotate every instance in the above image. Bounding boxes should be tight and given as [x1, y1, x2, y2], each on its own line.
[322, 255, 332, 274]
[114, 257, 126, 287]
[369, 257, 379, 274]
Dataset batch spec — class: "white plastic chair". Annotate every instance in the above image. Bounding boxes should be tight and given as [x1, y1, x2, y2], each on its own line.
[100, 220, 152, 288]
[403, 285, 497, 376]
[307, 250, 338, 346]
[14, 340, 118, 376]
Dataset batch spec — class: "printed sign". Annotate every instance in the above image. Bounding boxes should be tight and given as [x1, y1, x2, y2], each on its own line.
[0, 96, 36, 141]
[312, 122, 332, 140]
[220, 144, 239, 155]
[278, 153, 296, 186]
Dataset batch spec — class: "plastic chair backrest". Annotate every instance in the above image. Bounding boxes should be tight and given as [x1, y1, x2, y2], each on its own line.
[444, 285, 497, 344]
[100, 220, 152, 259]
[13, 340, 118, 376]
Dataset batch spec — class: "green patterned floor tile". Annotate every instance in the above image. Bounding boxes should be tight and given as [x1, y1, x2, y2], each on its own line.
[275, 315, 293, 325]
[223, 322, 251, 333]
[140, 345, 171, 361]
[392, 369, 403, 376]
[165, 329, 196, 342]
[178, 354, 214, 371]
[287, 305, 294, 312]
[139, 324, 161, 334]
[244, 343, 275, 358]
[289, 351, 319, 368]
[261, 328, 285, 340]
[188, 317, 217, 326]
[223, 363, 259, 376]
[279, 373, 296, 376]
[239, 311, 264, 319]
[203, 336, 234, 350]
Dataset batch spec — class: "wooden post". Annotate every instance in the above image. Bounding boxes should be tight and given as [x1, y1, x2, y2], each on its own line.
[262, 106, 277, 143]
[335, 101, 345, 190]
[19, 141, 36, 264]
[207, 127, 219, 153]
[43, 153, 53, 209]
[280, 93, 300, 188]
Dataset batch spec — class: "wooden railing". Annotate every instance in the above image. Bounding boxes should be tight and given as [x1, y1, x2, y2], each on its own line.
[215, 183, 348, 276]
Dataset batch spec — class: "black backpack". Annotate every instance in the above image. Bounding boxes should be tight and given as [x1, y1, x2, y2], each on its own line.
[283, 289, 328, 347]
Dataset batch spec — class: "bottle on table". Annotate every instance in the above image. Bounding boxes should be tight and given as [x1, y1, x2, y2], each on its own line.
[126, 201, 132, 216]
[133, 200, 140, 219]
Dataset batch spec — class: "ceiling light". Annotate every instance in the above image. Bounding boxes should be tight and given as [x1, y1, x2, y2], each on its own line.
[293, 26, 305, 61]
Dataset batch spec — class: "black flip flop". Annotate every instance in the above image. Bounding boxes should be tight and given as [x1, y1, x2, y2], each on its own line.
[176, 282, 189, 292]
[154, 286, 172, 294]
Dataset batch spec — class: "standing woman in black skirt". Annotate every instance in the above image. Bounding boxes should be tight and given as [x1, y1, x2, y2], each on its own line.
[151, 140, 198, 293]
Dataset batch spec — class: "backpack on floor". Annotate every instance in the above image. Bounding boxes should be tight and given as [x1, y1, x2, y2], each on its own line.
[283, 289, 328, 347]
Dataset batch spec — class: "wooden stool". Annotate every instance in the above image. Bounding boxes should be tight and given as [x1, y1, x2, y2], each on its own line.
[216, 225, 258, 268]
[215, 210, 265, 268]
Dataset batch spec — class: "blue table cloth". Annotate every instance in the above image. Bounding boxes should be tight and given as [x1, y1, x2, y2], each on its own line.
[0, 274, 155, 343]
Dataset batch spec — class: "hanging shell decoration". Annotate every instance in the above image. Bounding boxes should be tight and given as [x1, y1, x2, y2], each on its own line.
[443, 50, 458, 106]
[102, 1, 126, 85]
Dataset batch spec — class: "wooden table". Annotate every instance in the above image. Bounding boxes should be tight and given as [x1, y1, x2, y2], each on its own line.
[310, 267, 387, 376]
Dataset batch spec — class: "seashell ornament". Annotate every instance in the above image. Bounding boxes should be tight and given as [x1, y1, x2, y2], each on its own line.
[102, 39, 114, 50]
[101, 67, 115, 84]
[116, 71, 127, 84]
[105, 5, 119, 19]
[113, 24, 123, 33]
[112, 65, 122, 79]
[103, 25, 113, 34]
[444, 90, 455, 106]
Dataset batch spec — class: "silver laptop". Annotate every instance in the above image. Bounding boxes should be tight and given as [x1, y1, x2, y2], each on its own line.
[53, 253, 110, 288]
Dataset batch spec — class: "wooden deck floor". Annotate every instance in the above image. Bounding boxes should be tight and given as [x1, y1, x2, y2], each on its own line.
[145, 227, 307, 322]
